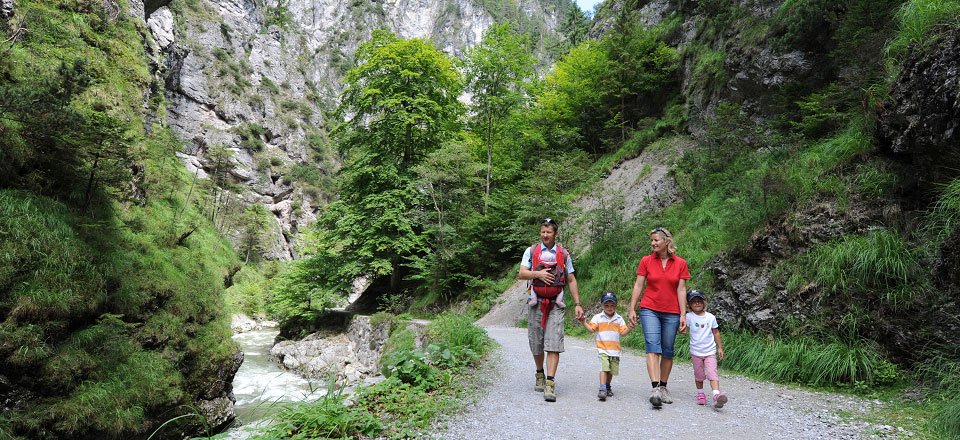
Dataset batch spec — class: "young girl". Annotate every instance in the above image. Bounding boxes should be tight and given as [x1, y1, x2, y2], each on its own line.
[685, 290, 728, 408]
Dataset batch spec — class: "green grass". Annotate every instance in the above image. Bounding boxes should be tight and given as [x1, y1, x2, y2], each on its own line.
[885, 0, 960, 62]
[791, 228, 929, 307]
[0, 1, 242, 438]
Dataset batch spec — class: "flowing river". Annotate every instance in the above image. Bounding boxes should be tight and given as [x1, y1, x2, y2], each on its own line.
[224, 327, 326, 438]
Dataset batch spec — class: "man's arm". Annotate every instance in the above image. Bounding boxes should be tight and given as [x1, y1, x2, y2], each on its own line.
[566, 272, 584, 320]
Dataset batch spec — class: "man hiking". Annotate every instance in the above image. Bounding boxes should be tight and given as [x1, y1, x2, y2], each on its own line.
[519, 218, 584, 402]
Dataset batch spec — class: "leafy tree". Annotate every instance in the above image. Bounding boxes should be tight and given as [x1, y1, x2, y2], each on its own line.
[535, 40, 612, 153]
[465, 23, 536, 213]
[273, 30, 464, 318]
[408, 140, 484, 299]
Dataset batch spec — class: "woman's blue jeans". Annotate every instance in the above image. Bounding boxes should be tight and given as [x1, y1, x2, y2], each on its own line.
[639, 307, 680, 358]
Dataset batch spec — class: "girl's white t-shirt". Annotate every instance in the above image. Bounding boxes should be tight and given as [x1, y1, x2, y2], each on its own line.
[685, 311, 718, 356]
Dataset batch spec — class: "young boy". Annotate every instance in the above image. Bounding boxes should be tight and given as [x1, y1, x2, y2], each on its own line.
[685, 290, 728, 408]
[578, 292, 633, 401]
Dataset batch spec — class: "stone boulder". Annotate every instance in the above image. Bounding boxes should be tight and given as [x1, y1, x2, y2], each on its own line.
[231, 313, 280, 334]
[270, 315, 392, 384]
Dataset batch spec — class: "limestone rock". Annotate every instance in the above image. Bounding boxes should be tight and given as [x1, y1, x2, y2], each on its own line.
[147, 7, 175, 49]
[1, 0, 14, 20]
[196, 396, 235, 433]
[269, 316, 393, 385]
[231, 314, 280, 333]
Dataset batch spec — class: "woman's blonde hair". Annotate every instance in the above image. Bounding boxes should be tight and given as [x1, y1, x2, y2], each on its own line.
[650, 227, 677, 254]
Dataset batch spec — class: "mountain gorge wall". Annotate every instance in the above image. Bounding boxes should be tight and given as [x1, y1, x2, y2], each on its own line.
[146, 0, 567, 260]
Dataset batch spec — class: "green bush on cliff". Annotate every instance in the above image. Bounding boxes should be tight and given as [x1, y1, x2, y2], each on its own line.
[0, 1, 240, 438]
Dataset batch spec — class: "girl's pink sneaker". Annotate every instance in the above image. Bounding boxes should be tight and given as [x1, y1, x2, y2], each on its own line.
[713, 392, 728, 409]
[696, 392, 707, 405]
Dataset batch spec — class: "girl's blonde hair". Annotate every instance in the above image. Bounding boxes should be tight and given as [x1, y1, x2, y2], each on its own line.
[650, 227, 677, 255]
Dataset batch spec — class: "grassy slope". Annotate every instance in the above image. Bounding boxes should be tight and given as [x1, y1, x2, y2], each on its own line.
[0, 1, 240, 438]
[560, 0, 960, 437]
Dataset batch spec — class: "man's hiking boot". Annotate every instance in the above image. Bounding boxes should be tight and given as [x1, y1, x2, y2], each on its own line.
[713, 393, 728, 409]
[649, 387, 662, 408]
[597, 388, 607, 401]
[606, 386, 613, 397]
[544, 379, 557, 402]
[534, 372, 545, 392]
[659, 386, 673, 404]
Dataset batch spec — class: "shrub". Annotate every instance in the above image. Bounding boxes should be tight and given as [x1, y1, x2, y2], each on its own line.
[886, 0, 960, 62]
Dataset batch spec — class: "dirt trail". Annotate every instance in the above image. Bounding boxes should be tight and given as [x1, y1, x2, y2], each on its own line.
[444, 138, 884, 439]
[436, 325, 879, 440]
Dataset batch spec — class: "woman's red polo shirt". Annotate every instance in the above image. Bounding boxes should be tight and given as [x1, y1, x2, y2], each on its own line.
[636, 253, 690, 314]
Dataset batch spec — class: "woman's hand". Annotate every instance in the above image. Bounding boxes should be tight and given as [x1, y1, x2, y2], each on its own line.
[678, 314, 687, 334]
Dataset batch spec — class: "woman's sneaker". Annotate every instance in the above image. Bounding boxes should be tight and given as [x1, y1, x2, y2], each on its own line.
[696, 392, 707, 405]
[649, 387, 662, 408]
[713, 393, 728, 409]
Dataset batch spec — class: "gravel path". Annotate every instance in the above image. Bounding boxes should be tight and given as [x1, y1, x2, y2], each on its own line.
[437, 326, 881, 440]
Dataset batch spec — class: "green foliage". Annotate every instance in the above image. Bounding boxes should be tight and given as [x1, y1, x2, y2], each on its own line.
[559, 5, 591, 48]
[792, 229, 929, 307]
[224, 263, 278, 317]
[885, 0, 960, 62]
[923, 175, 960, 245]
[273, 31, 465, 324]
[233, 123, 268, 152]
[0, 3, 241, 437]
[791, 83, 857, 138]
[262, 0, 294, 32]
[719, 331, 899, 387]
[263, 385, 383, 439]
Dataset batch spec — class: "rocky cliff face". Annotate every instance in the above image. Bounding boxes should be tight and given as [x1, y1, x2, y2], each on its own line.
[879, 27, 960, 191]
[146, 0, 567, 260]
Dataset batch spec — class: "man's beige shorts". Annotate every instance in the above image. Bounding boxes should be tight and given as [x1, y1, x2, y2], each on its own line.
[527, 301, 565, 355]
[599, 353, 620, 376]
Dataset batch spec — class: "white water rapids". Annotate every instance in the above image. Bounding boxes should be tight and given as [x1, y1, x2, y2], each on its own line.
[223, 328, 326, 438]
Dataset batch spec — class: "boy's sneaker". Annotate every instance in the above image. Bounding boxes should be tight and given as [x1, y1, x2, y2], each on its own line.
[597, 388, 607, 401]
[649, 387, 662, 408]
[713, 393, 728, 409]
[534, 372, 545, 392]
[544, 379, 557, 402]
[696, 392, 707, 405]
[606, 386, 614, 397]
[659, 386, 673, 404]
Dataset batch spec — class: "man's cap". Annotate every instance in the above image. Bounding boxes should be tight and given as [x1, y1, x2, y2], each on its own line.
[687, 290, 706, 302]
[600, 292, 617, 304]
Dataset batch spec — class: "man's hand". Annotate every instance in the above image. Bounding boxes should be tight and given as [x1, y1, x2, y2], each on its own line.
[574, 304, 584, 320]
[537, 269, 555, 284]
